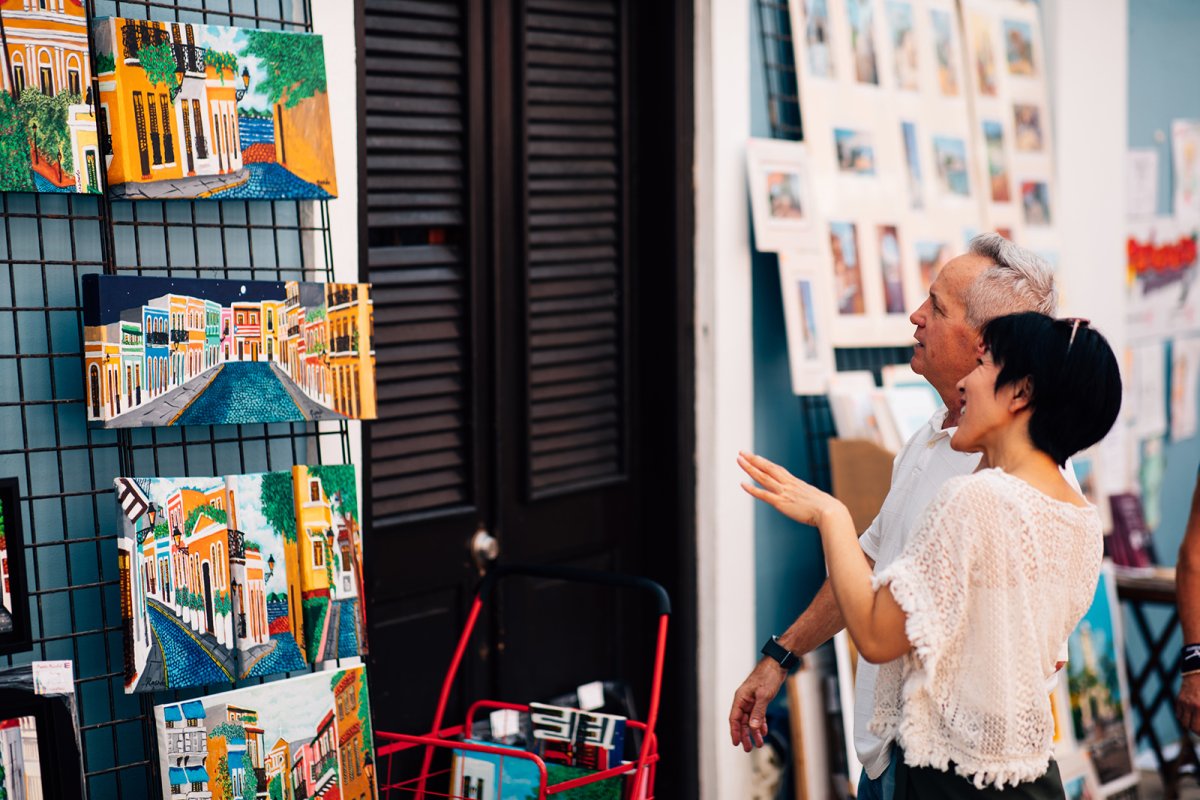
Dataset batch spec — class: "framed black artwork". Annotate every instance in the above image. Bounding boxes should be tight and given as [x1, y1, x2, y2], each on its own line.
[0, 665, 85, 799]
[0, 476, 30, 655]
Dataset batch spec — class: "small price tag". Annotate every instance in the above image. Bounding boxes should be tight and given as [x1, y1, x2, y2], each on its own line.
[32, 660, 74, 695]
[489, 708, 521, 740]
[577, 680, 605, 711]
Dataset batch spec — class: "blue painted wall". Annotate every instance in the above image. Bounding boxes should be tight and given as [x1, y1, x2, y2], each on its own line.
[1126, 0, 1200, 756]
[749, 9, 829, 678]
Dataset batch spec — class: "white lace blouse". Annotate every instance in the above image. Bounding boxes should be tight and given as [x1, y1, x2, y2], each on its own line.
[868, 468, 1103, 789]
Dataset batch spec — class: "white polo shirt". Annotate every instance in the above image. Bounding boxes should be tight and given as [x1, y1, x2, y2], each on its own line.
[853, 408, 1078, 779]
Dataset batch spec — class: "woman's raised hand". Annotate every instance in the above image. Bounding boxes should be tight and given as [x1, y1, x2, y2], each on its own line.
[737, 451, 843, 528]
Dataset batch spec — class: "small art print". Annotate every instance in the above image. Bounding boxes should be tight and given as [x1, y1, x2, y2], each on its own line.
[82, 274, 377, 427]
[94, 17, 336, 200]
[154, 667, 377, 800]
[292, 464, 365, 663]
[0, 2, 102, 193]
[116, 476, 238, 692]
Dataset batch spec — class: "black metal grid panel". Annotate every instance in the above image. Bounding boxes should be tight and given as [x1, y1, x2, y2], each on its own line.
[755, 0, 916, 489]
[0, 2, 352, 798]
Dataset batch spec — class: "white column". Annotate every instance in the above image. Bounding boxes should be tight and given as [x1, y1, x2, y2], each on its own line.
[694, 0, 755, 798]
[1040, 0, 1127, 361]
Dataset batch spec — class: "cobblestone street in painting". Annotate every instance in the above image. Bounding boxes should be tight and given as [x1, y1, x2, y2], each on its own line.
[175, 361, 304, 425]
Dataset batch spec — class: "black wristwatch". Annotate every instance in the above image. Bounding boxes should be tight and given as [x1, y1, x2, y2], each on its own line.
[761, 635, 801, 671]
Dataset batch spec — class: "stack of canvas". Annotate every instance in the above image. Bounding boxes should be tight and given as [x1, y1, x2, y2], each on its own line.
[115, 465, 366, 693]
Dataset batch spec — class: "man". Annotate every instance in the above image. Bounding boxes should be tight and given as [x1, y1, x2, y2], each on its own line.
[729, 234, 1059, 799]
[1175, 469, 1200, 734]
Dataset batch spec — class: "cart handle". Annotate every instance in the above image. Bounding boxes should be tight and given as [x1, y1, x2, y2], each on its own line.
[477, 562, 672, 616]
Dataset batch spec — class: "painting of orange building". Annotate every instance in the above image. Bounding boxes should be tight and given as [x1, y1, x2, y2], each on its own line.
[95, 17, 335, 200]
[0, 0, 100, 193]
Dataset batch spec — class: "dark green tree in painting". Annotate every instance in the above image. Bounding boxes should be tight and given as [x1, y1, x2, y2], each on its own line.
[184, 503, 228, 537]
[0, 92, 33, 192]
[241, 750, 258, 799]
[136, 41, 179, 96]
[94, 51, 116, 74]
[260, 472, 297, 543]
[18, 87, 78, 176]
[268, 773, 283, 800]
[0, 755, 8, 800]
[241, 30, 326, 109]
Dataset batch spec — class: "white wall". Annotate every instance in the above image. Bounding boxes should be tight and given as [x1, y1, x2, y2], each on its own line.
[1042, 0, 1127, 358]
[694, 0, 757, 796]
[310, 6, 364, 480]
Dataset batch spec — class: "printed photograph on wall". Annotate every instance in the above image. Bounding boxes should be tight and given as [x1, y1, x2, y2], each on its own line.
[779, 252, 836, 395]
[968, 11, 998, 97]
[1066, 566, 1138, 796]
[846, 0, 879, 85]
[834, 128, 876, 175]
[983, 120, 1011, 203]
[830, 221, 865, 315]
[115, 476, 238, 692]
[1021, 180, 1051, 225]
[885, 1, 918, 91]
[915, 240, 950, 294]
[82, 274, 377, 428]
[746, 138, 818, 252]
[154, 666, 377, 800]
[803, 0, 834, 78]
[0, 477, 30, 656]
[1013, 103, 1043, 151]
[93, 17, 336, 200]
[901, 121, 923, 209]
[292, 464, 365, 664]
[878, 225, 905, 313]
[1003, 19, 1036, 76]
[930, 8, 959, 96]
[225, 472, 307, 679]
[0, 1, 101, 193]
[932, 135, 970, 197]
[0, 663, 86, 800]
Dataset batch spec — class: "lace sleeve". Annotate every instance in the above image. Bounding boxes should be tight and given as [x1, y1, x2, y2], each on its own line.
[871, 475, 992, 679]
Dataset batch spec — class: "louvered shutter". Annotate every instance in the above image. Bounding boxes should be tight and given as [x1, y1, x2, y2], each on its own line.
[362, 0, 475, 522]
[521, 0, 628, 497]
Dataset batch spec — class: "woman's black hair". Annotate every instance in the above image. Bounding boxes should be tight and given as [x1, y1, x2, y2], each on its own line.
[981, 312, 1122, 467]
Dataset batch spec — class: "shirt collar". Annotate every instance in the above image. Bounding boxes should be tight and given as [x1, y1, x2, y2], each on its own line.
[927, 407, 954, 440]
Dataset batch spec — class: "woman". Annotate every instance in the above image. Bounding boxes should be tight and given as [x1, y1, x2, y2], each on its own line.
[740, 313, 1121, 797]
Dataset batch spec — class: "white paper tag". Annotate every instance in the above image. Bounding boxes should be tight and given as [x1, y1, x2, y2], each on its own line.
[577, 680, 605, 711]
[489, 708, 521, 740]
[32, 660, 74, 695]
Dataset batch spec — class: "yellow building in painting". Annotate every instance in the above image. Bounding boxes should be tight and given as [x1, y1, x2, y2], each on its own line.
[325, 284, 376, 420]
[291, 465, 333, 602]
[84, 323, 122, 421]
[333, 668, 372, 800]
[96, 18, 232, 187]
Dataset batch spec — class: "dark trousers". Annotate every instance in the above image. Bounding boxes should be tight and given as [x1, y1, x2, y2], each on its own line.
[894, 750, 1065, 800]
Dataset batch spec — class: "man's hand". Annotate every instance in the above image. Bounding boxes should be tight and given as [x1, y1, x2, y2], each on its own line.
[1177, 673, 1200, 734]
[729, 658, 786, 752]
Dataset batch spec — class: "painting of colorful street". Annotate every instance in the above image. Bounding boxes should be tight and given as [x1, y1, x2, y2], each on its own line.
[94, 17, 336, 200]
[226, 471, 308, 679]
[83, 274, 376, 428]
[155, 667, 377, 800]
[116, 476, 239, 693]
[0, 0, 102, 193]
[292, 464, 366, 664]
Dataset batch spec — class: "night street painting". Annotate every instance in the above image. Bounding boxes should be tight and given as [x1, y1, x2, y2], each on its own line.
[83, 274, 377, 428]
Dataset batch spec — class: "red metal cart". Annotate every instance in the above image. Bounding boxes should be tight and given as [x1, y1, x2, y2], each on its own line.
[375, 563, 670, 800]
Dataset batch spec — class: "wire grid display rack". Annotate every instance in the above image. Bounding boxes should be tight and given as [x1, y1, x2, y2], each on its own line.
[755, 0, 914, 490]
[0, 1, 349, 797]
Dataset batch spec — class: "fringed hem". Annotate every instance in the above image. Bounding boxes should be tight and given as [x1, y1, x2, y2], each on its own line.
[872, 563, 941, 674]
[896, 727, 1053, 791]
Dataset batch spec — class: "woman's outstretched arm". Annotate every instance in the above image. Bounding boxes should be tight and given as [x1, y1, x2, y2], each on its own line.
[738, 451, 911, 663]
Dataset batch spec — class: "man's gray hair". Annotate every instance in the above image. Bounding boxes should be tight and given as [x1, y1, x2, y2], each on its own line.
[962, 233, 1058, 329]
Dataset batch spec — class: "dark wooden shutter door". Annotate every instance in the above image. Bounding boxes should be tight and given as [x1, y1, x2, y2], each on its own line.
[523, 0, 628, 498]
[358, 0, 489, 735]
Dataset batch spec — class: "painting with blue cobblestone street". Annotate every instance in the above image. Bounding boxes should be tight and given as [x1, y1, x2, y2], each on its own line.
[95, 18, 336, 200]
[154, 667, 377, 800]
[83, 274, 377, 428]
[115, 476, 239, 692]
[226, 471, 308, 679]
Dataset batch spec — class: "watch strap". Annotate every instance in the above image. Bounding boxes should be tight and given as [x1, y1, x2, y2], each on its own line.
[761, 635, 800, 671]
